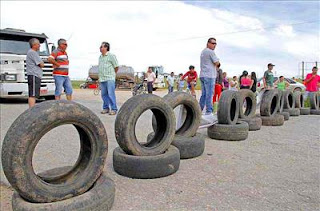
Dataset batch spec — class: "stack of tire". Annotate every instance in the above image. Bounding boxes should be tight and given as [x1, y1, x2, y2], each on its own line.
[238, 89, 262, 131]
[309, 92, 320, 115]
[293, 91, 310, 115]
[113, 94, 181, 179]
[259, 89, 285, 126]
[207, 90, 249, 141]
[1, 101, 115, 211]
[282, 90, 300, 117]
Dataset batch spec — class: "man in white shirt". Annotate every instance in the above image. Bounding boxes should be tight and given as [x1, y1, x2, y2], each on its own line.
[146, 67, 156, 94]
[167, 72, 175, 93]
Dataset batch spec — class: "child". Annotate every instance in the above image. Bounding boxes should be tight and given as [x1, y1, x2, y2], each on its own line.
[176, 73, 185, 91]
[181, 65, 198, 97]
[229, 76, 239, 91]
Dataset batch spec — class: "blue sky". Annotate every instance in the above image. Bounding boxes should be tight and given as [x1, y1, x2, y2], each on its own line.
[1, 1, 319, 79]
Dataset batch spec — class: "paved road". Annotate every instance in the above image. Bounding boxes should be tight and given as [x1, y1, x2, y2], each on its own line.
[1, 89, 319, 210]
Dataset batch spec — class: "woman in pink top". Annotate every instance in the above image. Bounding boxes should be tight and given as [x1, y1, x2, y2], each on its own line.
[240, 70, 252, 89]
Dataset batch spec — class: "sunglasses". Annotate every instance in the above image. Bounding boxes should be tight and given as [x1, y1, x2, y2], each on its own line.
[61, 43, 68, 46]
[209, 42, 217, 45]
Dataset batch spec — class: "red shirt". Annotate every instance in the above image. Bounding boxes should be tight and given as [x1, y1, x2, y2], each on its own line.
[305, 73, 320, 92]
[241, 77, 252, 86]
[181, 71, 197, 83]
[49, 48, 69, 76]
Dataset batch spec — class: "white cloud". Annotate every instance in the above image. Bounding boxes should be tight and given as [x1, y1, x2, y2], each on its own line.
[273, 25, 296, 37]
[1, 1, 318, 79]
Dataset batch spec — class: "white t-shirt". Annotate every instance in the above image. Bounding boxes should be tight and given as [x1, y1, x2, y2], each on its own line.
[146, 72, 156, 82]
[229, 80, 238, 91]
[167, 75, 175, 86]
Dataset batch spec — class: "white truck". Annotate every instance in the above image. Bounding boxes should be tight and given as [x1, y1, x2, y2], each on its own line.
[0, 28, 55, 99]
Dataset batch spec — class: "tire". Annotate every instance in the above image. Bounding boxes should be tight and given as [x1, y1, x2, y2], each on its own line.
[260, 114, 284, 126]
[240, 117, 262, 131]
[293, 91, 304, 108]
[115, 94, 176, 156]
[310, 92, 319, 110]
[152, 92, 201, 137]
[278, 112, 290, 121]
[12, 167, 115, 211]
[239, 89, 256, 120]
[217, 90, 240, 125]
[2, 100, 108, 203]
[310, 109, 320, 115]
[300, 108, 310, 115]
[277, 90, 284, 113]
[113, 146, 180, 179]
[283, 108, 300, 116]
[260, 89, 279, 117]
[147, 133, 205, 159]
[283, 90, 294, 109]
[207, 121, 249, 141]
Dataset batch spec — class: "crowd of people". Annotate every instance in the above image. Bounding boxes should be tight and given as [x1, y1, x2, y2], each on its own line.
[26, 37, 320, 116]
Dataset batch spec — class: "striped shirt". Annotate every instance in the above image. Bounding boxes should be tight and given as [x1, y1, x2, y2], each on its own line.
[49, 48, 69, 76]
[98, 52, 119, 82]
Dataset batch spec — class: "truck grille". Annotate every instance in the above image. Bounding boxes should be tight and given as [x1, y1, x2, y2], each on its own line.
[24, 60, 55, 83]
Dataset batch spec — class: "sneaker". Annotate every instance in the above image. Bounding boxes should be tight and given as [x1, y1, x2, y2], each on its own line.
[101, 109, 109, 114]
[109, 110, 117, 115]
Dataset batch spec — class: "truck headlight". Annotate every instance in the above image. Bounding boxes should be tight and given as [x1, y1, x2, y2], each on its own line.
[4, 74, 17, 81]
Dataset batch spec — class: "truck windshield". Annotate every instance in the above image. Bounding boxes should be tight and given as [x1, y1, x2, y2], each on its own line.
[0, 39, 49, 56]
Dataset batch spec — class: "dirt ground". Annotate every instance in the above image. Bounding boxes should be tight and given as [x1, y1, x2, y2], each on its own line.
[0, 89, 319, 211]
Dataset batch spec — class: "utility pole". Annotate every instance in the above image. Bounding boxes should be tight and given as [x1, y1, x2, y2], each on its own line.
[301, 61, 304, 79]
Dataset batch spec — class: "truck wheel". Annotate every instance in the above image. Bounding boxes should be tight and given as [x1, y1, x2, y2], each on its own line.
[147, 132, 205, 159]
[300, 108, 310, 115]
[283, 108, 300, 116]
[1, 100, 108, 203]
[152, 92, 201, 137]
[310, 109, 320, 115]
[239, 89, 256, 120]
[217, 90, 240, 125]
[113, 146, 180, 179]
[310, 92, 319, 110]
[207, 121, 249, 141]
[240, 117, 262, 131]
[278, 112, 290, 121]
[283, 90, 295, 109]
[12, 167, 115, 211]
[293, 91, 304, 108]
[115, 94, 175, 156]
[259, 114, 284, 126]
[260, 90, 279, 117]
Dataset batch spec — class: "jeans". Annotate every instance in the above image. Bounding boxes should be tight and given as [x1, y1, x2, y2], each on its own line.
[199, 77, 215, 114]
[168, 85, 173, 93]
[100, 80, 117, 111]
[54, 75, 73, 96]
[147, 82, 153, 93]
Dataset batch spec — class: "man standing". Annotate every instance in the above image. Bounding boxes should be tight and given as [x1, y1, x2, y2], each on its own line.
[48, 38, 73, 100]
[199, 38, 220, 115]
[304, 66, 320, 103]
[263, 63, 275, 89]
[146, 67, 156, 94]
[98, 42, 119, 115]
[167, 72, 175, 93]
[26, 38, 44, 108]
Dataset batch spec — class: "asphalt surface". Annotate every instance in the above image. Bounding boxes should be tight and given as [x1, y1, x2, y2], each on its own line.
[0, 89, 319, 211]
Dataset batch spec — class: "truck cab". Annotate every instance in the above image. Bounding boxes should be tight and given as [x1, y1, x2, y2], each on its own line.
[0, 28, 55, 99]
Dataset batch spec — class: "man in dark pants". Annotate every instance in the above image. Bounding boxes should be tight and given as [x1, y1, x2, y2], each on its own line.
[26, 38, 44, 108]
[146, 67, 156, 93]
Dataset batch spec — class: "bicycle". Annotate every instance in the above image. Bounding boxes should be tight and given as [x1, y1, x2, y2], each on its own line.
[93, 83, 100, 96]
[132, 80, 147, 96]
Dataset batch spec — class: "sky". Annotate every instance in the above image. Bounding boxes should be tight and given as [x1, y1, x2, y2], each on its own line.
[1, 1, 319, 79]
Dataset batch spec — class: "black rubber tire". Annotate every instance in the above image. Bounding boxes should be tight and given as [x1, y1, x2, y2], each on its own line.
[278, 112, 290, 121]
[293, 91, 304, 108]
[283, 108, 300, 116]
[260, 114, 284, 126]
[283, 90, 295, 109]
[207, 121, 249, 141]
[277, 90, 284, 113]
[12, 167, 115, 211]
[147, 132, 205, 159]
[217, 90, 240, 125]
[239, 89, 256, 120]
[310, 92, 319, 110]
[152, 91, 201, 137]
[115, 94, 176, 156]
[260, 89, 279, 117]
[310, 109, 320, 115]
[113, 146, 180, 179]
[240, 117, 262, 131]
[1, 100, 108, 203]
[300, 108, 310, 115]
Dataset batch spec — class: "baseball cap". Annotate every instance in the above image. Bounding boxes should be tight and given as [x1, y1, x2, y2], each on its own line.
[268, 63, 275, 67]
